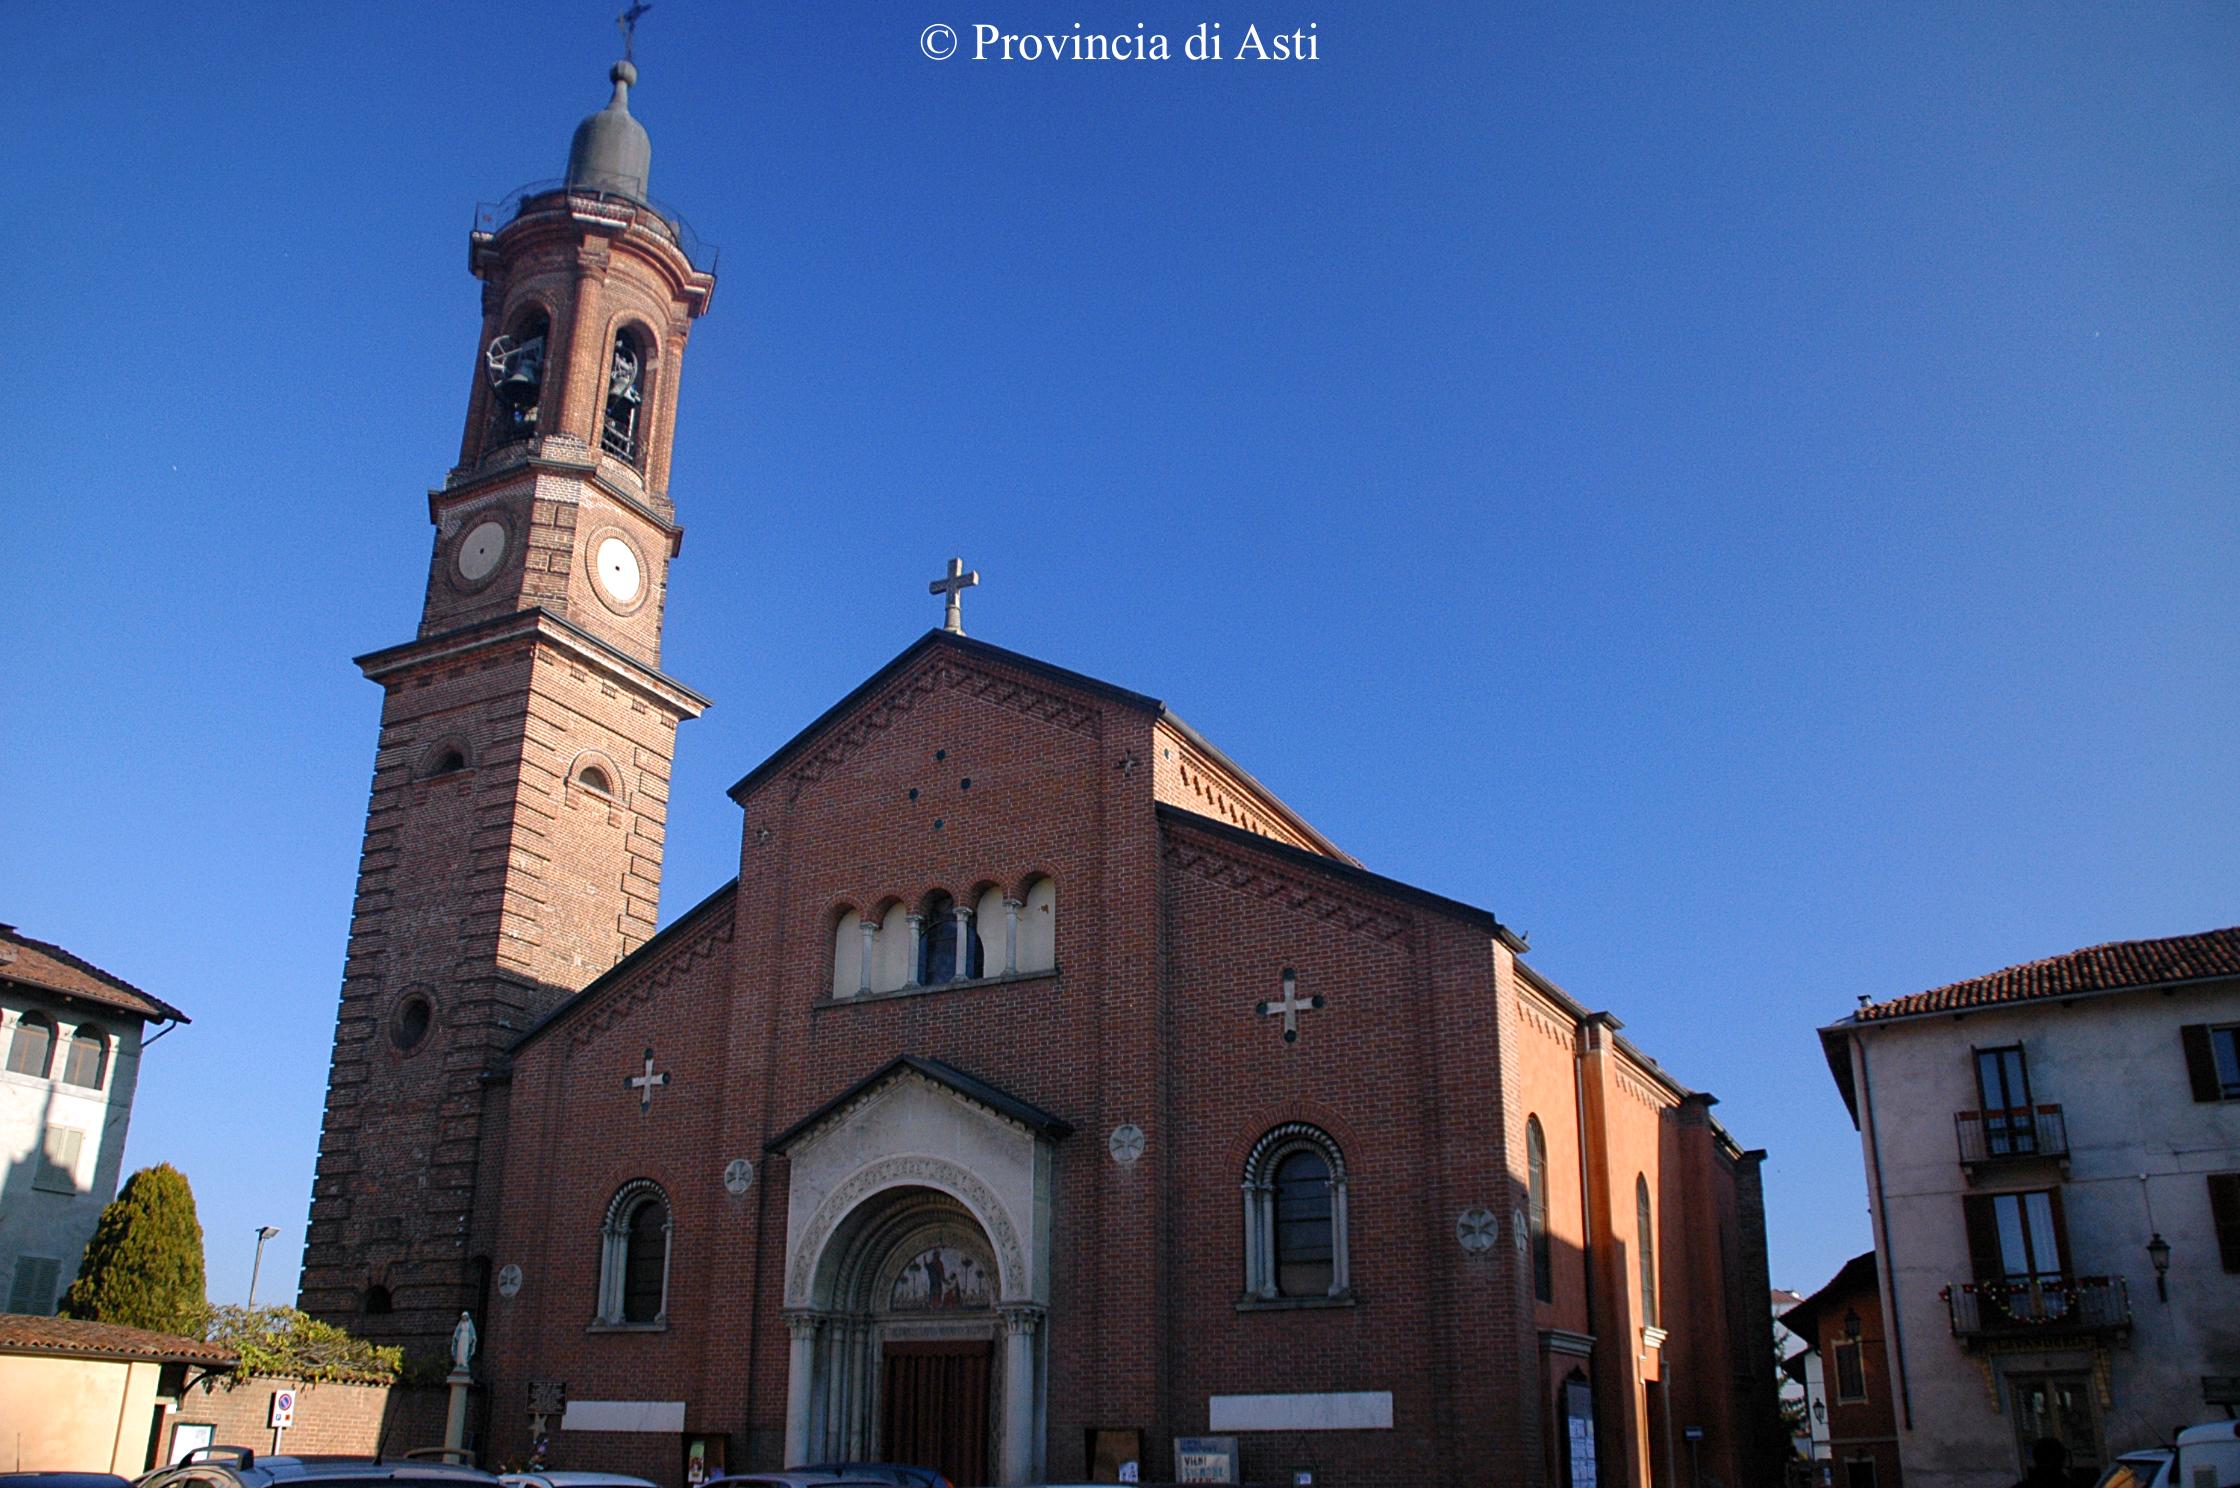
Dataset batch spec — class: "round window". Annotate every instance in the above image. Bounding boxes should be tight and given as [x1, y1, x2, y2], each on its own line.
[391, 994, 434, 1053]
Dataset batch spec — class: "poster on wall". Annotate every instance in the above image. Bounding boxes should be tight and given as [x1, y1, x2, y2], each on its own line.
[170, 1424, 216, 1464]
[1565, 1378, 1598, 1488]
[1176, 1437, 1240, 1484]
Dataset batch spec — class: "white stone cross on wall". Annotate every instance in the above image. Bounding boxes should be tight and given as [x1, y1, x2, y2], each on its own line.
[625, 1047, 670, 1113]
[1257, 967, 1325, 1044]
[929, 557, 980, 635]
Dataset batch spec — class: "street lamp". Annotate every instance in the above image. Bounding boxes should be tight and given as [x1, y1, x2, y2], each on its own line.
[1843, 1308, 1862, 1341]
[249, 1226, 281, 1307]
[2145, 1233, 2171, 1301]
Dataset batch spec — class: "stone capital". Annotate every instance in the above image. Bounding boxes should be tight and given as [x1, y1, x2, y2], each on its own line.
[781, 1310, 825, 1341]
[998, 1304, 1045, 1337]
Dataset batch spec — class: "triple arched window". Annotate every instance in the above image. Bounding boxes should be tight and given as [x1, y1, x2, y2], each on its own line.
[830, 876, 1056, 998]
[1242, 1124, 1351, 1301]
[597, 1180, 672, 1326]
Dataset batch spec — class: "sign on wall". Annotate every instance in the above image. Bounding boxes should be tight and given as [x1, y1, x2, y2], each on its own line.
[1175, 1436, 1240, 1484]
[269, 1389, 296, 1430]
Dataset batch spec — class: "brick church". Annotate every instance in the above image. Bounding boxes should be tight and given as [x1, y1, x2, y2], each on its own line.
[300, 50, 1782, 1488]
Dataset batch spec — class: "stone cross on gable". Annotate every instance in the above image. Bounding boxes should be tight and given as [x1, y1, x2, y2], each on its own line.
[1257, 967, 1324, 1044]
[625, 1047, 670, 1112]
[929, 557, 980, 635]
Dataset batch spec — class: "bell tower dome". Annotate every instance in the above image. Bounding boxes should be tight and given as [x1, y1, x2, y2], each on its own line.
[300, 53, 716, 1379]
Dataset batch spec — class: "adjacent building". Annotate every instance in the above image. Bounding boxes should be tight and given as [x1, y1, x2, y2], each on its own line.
[1, 924, 188, 1315]
[1780, 1254, 1900, 1488]
[1819, 927, 2240, 1488]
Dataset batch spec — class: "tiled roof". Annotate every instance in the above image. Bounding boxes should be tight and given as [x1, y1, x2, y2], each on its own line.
[0, 1313, 237, 1366]
[1858, 926, 2240, 1022]
[0, 924, 187, 1024]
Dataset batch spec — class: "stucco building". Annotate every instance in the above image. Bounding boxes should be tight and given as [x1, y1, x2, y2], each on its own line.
[1, 924, 188, 1317]
[297, 53, 1783, 1488]
[1819, 927, 2240, 1488]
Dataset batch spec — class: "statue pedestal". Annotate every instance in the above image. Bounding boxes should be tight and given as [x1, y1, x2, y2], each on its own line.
[443, 1367, 472, 1458]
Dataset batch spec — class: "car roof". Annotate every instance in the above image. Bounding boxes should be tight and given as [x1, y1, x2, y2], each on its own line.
[502, 1477, 658, 1487]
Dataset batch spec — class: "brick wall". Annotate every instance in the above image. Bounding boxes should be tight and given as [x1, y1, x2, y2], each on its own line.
[167, 1376, 393, 1459]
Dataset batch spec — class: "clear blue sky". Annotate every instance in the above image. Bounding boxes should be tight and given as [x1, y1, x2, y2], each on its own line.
[3, 2, 2234, 1310]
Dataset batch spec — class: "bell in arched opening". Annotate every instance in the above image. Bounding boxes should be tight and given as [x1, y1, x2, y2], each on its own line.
[602, 328, 646, 463]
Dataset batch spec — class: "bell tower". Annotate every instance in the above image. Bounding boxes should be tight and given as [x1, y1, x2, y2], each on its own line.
[299, 55, 715, 1366]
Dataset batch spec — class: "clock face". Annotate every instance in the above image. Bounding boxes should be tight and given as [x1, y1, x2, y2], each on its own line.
[596, 536, 643, 604]
[457, 520, 508, 582]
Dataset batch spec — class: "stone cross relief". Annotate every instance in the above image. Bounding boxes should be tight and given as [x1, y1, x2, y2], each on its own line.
[625, 1047, 671, 1113]
[929, 557, 980, 635]
[1257, 967, 1324, 1044]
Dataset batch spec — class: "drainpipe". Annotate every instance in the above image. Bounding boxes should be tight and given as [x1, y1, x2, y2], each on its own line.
[1852, 1030, 1912, 1429]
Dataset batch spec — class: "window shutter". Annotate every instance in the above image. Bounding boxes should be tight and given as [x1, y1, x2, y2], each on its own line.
[2182, 1025, 2221, 1102]
[8, 1256, 59, 1315]
[1962, 1194, 2004, 1281]
[2208, 1173, 2240, 1274]
[2046, 1188, 2072, 1276]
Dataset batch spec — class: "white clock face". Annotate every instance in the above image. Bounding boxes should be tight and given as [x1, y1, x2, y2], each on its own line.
[457, 520, 508, 582]
[596, 536, 643, 603]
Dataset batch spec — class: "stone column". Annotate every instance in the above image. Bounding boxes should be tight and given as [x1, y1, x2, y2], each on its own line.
[783, 1312, 822, 1466]
[1329, 1175, 1351, 1295]
[858, 919, 875, 996]
[905, 914, 925, 987]
[954, 906, 974, 980]
[557, 244, 612, 445]
[1003, 898, 1021, 975]
[1240, 1182, 1261, 1296]
[998, 1305, 1044, 1485]
[1257, 1182, 1279, 1299]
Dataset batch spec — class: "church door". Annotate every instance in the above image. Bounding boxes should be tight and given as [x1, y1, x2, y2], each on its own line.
[881, 1340, 992, 1487]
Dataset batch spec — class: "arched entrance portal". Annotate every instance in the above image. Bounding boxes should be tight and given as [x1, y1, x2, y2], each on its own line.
[788, 1186, 1026, 1487]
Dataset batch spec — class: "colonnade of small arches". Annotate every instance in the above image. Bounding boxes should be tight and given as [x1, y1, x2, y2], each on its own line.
[829, 877, 1057, 999]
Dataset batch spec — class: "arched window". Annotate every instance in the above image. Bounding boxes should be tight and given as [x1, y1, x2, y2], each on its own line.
[1636, 1174, 1658, 1328]
[1242, 1124, 1350, 1301]
[575, 763, 615, 796]
[598, 1180, 671, 1326]
[363, 1284, 394, 1315]
[60, 1027, 108, 1089]
[1018, 875, 1056, 974]
[919, 892, 966, 986]
[831, 907, 865, 999]
[602, 327, 648, 463]
[419, 741, 470, 779]
[1527, 1115, 1551, 1303]
[973, 885, 1007, 976]
[485, 310, 549, 448]
[6, 1014, 54, 1078]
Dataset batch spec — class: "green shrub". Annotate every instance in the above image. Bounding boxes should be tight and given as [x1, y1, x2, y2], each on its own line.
[59, 1163, 207, 1335]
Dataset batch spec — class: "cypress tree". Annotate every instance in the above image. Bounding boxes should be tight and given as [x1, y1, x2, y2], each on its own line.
[59, 1163, 208, 1335]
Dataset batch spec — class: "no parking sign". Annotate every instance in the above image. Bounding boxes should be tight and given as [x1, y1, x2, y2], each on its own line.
[269, 1389, 296, 1429]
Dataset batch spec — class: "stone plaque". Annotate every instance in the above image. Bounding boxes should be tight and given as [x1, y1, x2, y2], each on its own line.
[1109, 1123, 1146, 1164]
[724, 1157, 754, 1195]
[1457, 1206, 1498, 1254]
[496, 1263, 524, 1298]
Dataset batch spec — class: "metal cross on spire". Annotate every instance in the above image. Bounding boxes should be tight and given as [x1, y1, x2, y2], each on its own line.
[616, 1, 654, 61]
[929, 557, 981, 635]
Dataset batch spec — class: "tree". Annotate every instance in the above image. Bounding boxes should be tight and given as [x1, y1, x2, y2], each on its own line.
[201, 1306, 402, 1384]
[60, 1163, 207, 1335]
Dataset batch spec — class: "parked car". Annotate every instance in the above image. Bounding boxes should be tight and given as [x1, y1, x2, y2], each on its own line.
[0, 1476, 132, 1488]
[138, 1449, 503, 1488]
[788, 1468, 951, 1488]
[2176, 1422, 2240, 1488]
[704, 1476, 894, 1488]
[2093, 1450, 2174, 1488]
[501, 1475, 656, 1488]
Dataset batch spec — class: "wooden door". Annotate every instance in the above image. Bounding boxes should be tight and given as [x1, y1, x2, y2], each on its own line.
[881, 1339, 992, 1488]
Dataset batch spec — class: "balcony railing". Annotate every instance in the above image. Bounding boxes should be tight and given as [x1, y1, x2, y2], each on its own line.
[1944, 1275, 2129, 1343]
[1954, 1105, 2068, 1167]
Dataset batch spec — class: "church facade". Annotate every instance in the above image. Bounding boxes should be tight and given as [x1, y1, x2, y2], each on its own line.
[300, 56, 1780, 1488]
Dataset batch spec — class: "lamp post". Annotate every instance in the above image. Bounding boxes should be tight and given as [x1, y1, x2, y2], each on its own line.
[2146, 1233, 2171, 1301]
[248, 1226, 281, 1307]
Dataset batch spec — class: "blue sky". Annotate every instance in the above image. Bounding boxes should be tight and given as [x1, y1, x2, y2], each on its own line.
[3, 2, 2234, 1310]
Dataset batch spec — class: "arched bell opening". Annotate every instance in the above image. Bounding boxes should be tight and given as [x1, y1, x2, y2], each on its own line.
[484, 309, 550, 451]
[790, 1185, 1020, 1487]
[602, 324, 652, 465]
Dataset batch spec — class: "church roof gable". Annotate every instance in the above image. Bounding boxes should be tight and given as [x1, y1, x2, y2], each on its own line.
[765, 1053, 1074, 1154]
[725, 629, 1344, 858]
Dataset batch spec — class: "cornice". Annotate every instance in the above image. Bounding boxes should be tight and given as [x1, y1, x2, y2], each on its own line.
[355, 607, 710, 717]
